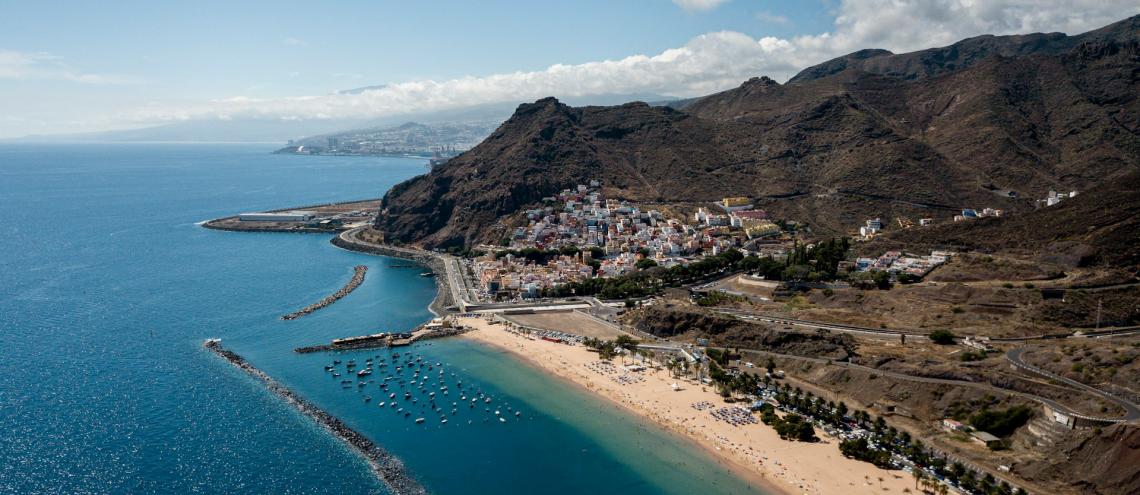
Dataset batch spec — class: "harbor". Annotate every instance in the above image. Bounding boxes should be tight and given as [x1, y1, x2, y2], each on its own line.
[281, 265, 368, 320]
[204, 339, 427, 495]
[314, 344, 533, 429]
[295, 319, 472, 353]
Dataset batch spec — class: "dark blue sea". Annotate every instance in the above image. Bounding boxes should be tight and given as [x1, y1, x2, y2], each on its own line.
[0, 143, 763, 494]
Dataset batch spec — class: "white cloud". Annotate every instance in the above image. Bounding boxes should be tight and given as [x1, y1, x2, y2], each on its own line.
[120, 0, 1139, 124]
[282, 37, 308, 46]
[755, 11, 790, 26]
[0, 49, 139, 84]
[673, 0, 729, 12]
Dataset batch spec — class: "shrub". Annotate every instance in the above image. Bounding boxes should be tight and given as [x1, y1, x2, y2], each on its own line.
[969, 406, 1033, 437]
[929, 329, 957, 345]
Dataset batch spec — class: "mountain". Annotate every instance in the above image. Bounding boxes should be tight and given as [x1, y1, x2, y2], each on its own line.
[273, 93, 683, 155]
[13, 92, 678, 144]
[376, 15, 1140, 250]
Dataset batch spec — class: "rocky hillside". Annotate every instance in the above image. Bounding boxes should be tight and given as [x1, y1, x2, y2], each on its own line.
[377, 15, 1140, 249]
[1017, 423, 1140, 495]
[868, 169, 1140, 269]
[625, 304, 858, 361]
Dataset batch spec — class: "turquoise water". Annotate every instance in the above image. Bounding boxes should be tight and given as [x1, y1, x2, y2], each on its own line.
[0, 143, 763, 494]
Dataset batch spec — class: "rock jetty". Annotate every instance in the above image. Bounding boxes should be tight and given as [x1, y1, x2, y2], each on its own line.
[204, 339, 426, 495]
[282, 265, 368, 320]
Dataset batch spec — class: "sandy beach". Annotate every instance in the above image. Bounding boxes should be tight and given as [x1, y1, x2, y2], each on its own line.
[456, 316, 914, 495]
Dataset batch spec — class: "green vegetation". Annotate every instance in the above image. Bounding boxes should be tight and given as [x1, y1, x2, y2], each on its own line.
[695, 291, 747, 307]
[542, 248, 760, 299]
[849, 269, 893, 290]
[704, 351, 761, 395]
[896, 272, 919, 284]
[969, 405, 1034, 437]
[758, 404, 817, 442]
[839, 437, 893, 468]
[929, 329, 957, 345]
[782, 238, 851, 282]
[582, 335, 641, 361]
[635, 258, 657, 270]
[959, 350, 987, 362]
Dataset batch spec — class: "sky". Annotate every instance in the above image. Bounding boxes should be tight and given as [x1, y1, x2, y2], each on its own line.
[1, 0, 1137, 138]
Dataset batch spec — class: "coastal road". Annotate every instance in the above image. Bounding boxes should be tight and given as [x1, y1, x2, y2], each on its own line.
[1006, 347, 1140, 422]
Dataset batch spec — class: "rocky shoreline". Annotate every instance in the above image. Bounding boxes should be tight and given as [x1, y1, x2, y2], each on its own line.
[204, 339, 427, 495]
[281, 265, 368, 320]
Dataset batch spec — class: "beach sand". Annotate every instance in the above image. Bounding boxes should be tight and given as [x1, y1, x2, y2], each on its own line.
[456, 316, 914, 495]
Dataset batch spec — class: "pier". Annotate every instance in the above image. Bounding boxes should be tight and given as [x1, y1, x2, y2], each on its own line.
[281, 265, 368, 320]
[203, 339, 426, 495]
[294, 324, 472, 353]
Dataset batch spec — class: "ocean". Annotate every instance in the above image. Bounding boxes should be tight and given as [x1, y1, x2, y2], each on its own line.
[0, 143, 763, 494]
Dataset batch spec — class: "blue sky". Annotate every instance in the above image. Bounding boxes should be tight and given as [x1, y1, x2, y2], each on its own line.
[1, 0, 1136, 138]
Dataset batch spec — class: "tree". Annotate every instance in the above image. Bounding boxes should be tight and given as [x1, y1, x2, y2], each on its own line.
[635, 258, 657, 270]
[969, 405, 1034, 437]
[913, 468, 925, 491]
[872, 270, 893, 290]
[614, 334, 640, 352]
[928, 329, 956, 345]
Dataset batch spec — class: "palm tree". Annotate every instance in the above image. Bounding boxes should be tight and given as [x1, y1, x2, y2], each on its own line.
[913, 468, 926, 491]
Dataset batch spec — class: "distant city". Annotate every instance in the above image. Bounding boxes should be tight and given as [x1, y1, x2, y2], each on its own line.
[275, 121, 500, 161]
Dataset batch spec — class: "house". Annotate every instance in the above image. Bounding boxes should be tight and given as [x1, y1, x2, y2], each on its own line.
[860, 218, 883, 237]
[720, 196, 754, 212]
[942, 418, 967, 432]
[729, 209, 769, 227]
[970, 430, 1002, 448]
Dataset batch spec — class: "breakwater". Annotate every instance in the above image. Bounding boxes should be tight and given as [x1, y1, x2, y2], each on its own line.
[204, 339, 427, 495]
[282, 265, 368, 320]
[330, 230, 453, 315]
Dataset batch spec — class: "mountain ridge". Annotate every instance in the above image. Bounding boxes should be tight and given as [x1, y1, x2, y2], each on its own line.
[376, 15, 1140, 258]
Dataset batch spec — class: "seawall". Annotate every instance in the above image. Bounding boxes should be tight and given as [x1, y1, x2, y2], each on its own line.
[204, 339, 427, 495]
[281, 265, 368, 320]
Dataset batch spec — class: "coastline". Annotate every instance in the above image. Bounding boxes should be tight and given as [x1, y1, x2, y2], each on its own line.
[329, 228, 453, 317]
[455, 316, 915, 495]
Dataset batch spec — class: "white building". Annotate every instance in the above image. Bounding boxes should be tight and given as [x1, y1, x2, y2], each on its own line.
[238, 211, 316, 222]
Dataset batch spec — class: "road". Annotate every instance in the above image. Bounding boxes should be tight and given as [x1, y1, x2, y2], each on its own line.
[713, 308, 927, 341]
[1006, 347, 1140, 422]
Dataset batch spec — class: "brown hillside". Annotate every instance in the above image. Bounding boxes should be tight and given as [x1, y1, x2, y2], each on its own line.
[377, 15, 1140, 250]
